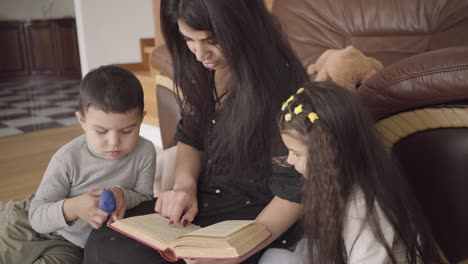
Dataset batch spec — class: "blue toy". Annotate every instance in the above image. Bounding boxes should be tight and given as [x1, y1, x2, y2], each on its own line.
[99, 189, 116, 213]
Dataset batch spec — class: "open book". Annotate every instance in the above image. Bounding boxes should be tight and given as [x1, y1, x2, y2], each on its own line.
[109, 213, 271, 262]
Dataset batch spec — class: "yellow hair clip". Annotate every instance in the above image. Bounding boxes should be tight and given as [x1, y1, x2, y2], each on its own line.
[285, 113, 292, 121]
[286, 96, 294, 103]
[294, 104, 303, 115]
[308, 112, 319, 123]
[296, 87, 304, 94]
[281, 102, 288, 111]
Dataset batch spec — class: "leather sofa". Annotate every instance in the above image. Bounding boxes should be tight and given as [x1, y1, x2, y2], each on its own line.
[151, 0, 468, 262]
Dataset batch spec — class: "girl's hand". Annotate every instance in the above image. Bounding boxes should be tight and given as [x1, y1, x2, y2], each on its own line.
[155, 187, 198, 226]
[108, 186, 127, 223]
[184, 258, 240, 264]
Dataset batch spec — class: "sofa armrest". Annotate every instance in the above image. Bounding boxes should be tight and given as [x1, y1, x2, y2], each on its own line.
[152, 45, 173, 78]
[357, 46, 468, 120]
[156, 78, 180, 150]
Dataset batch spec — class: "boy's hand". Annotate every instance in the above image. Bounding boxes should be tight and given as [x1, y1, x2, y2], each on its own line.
[63, 189, 109, 229]
[155, 188, 198, 227]
[108, 186, 127, 223]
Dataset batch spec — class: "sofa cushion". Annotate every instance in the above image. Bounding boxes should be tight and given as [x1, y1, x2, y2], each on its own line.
[357, 46, 468, 120]
[272, 0, 468, 67]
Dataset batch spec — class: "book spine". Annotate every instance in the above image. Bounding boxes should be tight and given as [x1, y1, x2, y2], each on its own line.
[160, 248, 178, 262]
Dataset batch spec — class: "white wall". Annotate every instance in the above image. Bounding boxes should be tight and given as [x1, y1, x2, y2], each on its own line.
[74, 0, 155, 75]
[0, 0, 75, 20]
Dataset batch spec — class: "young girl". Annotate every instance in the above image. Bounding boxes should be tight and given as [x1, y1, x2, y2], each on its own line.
[260, 82, 443, 263]
[84, 0, 308, 263]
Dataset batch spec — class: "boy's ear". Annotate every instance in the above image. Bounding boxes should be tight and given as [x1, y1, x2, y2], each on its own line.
[137, 110, 146, 124]
[75, 111, 86, 130]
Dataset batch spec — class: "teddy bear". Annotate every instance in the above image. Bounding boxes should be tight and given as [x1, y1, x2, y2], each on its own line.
[306, 45, 383, 92]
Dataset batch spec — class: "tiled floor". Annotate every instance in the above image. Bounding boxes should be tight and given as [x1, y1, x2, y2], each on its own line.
[0, 79, 81, 137]
[0, 78, 164, 152]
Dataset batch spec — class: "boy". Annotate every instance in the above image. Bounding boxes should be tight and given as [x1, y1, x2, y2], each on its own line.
[0, 65, 156, 263]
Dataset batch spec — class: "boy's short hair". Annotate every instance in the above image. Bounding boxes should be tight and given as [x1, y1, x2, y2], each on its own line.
[78, 65, 144, 115]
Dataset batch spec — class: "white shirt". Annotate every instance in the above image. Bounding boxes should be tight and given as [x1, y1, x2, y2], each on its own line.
[343, 189, 407, 263]
[259, 189, 408, 264]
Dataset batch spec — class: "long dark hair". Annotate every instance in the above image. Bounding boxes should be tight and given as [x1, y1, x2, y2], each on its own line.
[279, 82, 442, 263]
[160, 0, 307, 175]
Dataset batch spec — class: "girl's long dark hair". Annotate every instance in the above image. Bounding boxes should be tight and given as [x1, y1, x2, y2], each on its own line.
[160, 0, 307, 176]
[280, 82, 442, 263]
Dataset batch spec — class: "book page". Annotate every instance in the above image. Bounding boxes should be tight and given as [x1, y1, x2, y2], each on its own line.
[171, 222, 271, 259]
[111, 213, 201, 245]
[181, 220, 255, 238]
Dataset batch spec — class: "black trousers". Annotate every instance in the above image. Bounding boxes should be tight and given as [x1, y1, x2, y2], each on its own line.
[83, 199, 265, 264]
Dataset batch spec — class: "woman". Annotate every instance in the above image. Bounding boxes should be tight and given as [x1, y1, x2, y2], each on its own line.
[84, 1, 308, 263]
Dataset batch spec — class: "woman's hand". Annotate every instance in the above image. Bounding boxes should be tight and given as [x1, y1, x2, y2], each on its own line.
[184, 258, 240, 264]
[155, 187, 198, 226]
[156, 142, 201, 226]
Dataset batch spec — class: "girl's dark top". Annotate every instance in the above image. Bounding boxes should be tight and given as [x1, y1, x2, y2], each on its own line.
[174, 62, 304, 247]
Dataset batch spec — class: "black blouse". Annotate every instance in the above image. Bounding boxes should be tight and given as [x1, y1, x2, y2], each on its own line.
[173, 63, 305, 249]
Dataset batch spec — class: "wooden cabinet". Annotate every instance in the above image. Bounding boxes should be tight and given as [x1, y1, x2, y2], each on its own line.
[0, 21, 29, 77]
[54, 19, 81, 77]
[24, 20, 57, 75]
[0, 18, 81, 79]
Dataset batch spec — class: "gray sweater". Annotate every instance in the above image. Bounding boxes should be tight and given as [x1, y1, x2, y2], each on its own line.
[28, 134, 156, 247]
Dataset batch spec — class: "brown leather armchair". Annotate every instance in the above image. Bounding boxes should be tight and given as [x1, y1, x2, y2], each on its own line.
[152, 0, 468, 262]
[274, 0, 468, 262]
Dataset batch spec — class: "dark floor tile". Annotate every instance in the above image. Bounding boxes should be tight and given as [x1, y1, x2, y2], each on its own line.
[49, 112, 77, 119]
[6, 99, 30, 105]
[63, 92, 79, 97]
[0, 113, 31, 121]
[0, 81, 22, 88]
[18, 122, 63, 133]
[11, 86, 36, 92]
[62, 83, 80, 88]
[0, 78, 81, 136]
[29, 90, 57, 96]
[47, 97, 78, 103]
[0, 91, 13, 97]
[21, 104, 59, 112]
